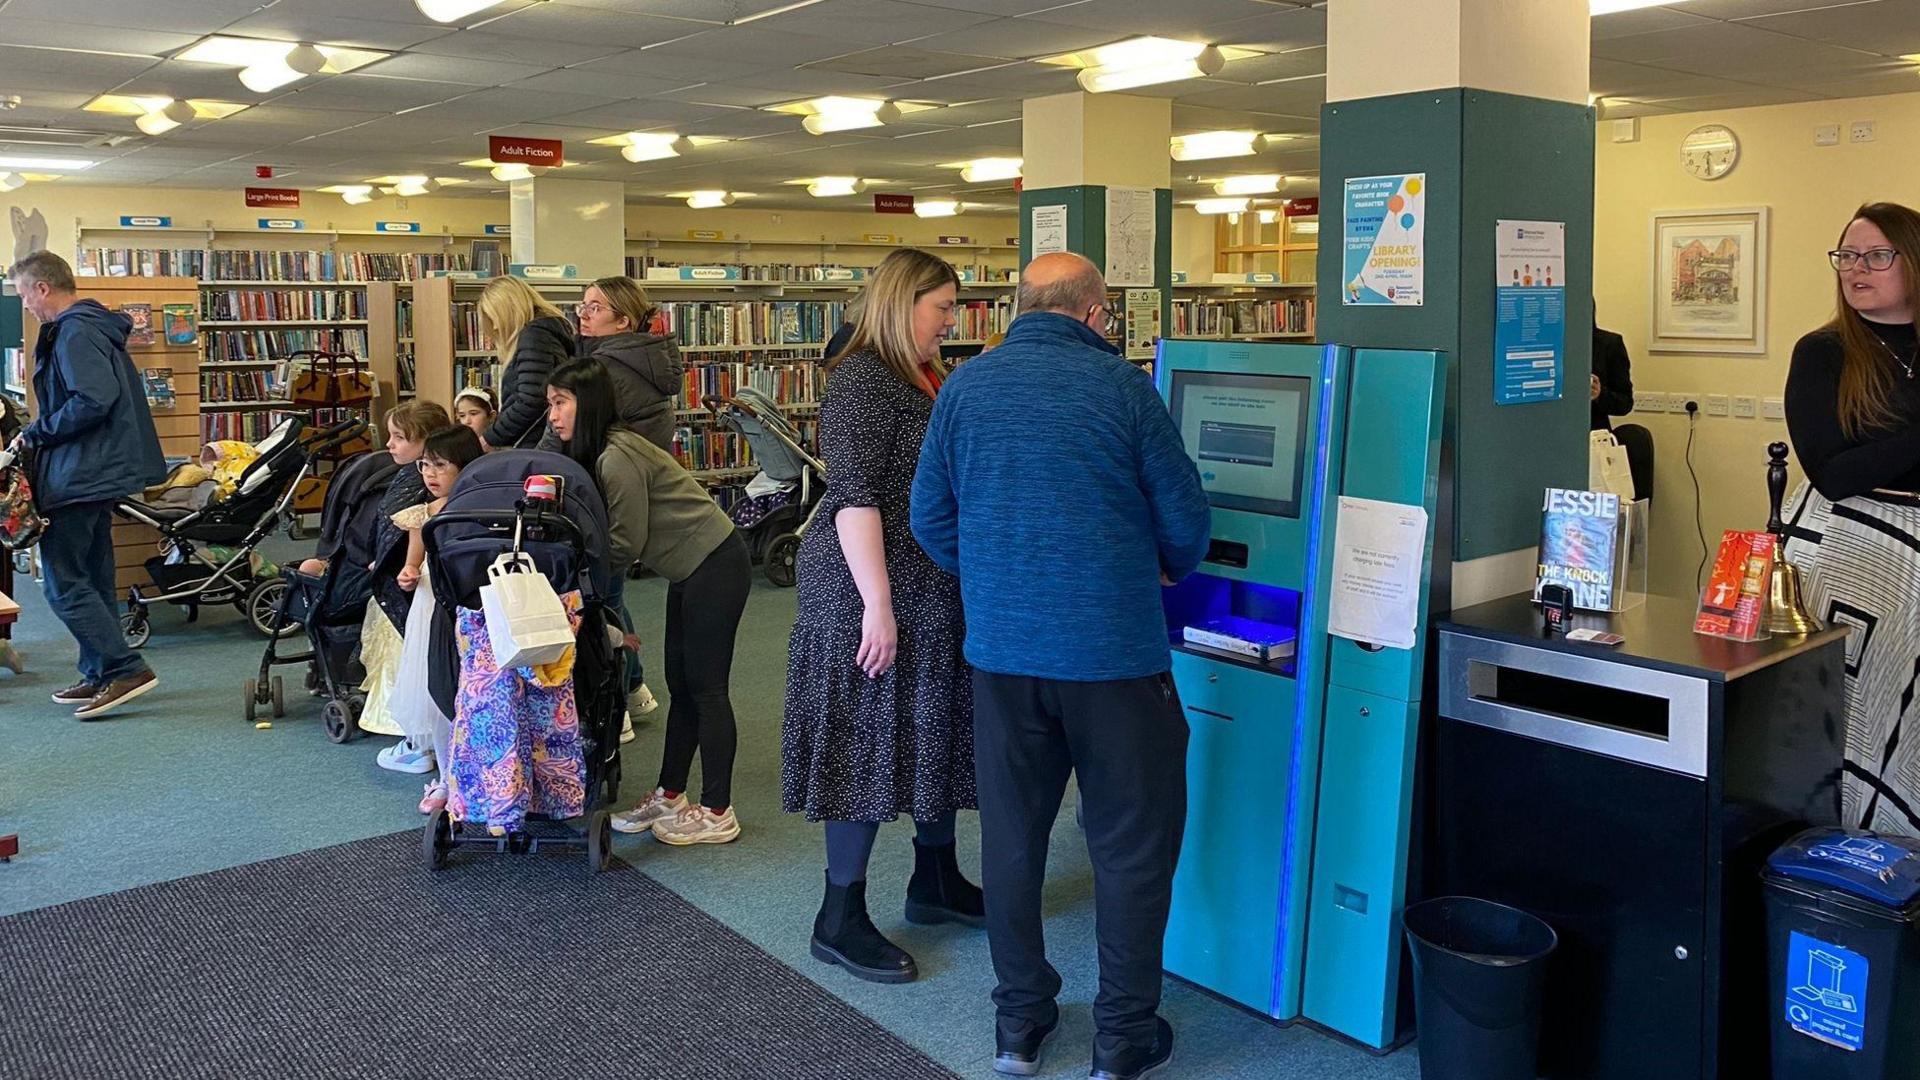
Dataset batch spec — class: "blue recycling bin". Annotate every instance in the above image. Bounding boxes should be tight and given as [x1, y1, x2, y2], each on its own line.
[1763, 828, 1920, 1080]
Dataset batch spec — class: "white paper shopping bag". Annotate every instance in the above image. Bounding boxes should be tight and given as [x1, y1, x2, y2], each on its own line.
[480, 552, 573, 668]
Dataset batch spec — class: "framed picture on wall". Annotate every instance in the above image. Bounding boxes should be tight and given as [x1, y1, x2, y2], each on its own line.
[1648, 206, 1770, 355]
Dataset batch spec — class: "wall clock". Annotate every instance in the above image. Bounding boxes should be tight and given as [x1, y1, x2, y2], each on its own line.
[1681, 124, 1739, 181]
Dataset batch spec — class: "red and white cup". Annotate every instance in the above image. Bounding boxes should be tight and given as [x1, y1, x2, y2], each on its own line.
[523, 474, 559, 502]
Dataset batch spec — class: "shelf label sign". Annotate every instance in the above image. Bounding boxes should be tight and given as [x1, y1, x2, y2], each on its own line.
[819, 267, 860, 281]
[245, 187, 300, 209]
[1286, 197, 1320, 217]
[873, 194, 914, 215]
[119, 215, 171, 228]
[936, 235, 970, 245]
[488, 135, 564, 167]
[863, 232, 899, 244]
[685, 229, 724, 241]
[509, 262, 577, 279]
[258, 219, 304, 230]
[1247, 272, 1281, 283]
[1171, 270, 1190, 283]
[376, 221, 421, 233]
[483, 224, 510, 235]
[682, 266, 741, 280]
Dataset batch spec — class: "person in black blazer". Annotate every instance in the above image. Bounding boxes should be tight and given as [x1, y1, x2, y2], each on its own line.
[1592, 310, 1634, 431]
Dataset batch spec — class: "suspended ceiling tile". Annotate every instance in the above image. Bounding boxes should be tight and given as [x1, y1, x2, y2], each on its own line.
[545, 0, 789, 20]
[1214, 48, 1326, 84]
[277, 0, 541, 25]
[265, 76, 482, 112]
[911, 61, 1081, 95]
[1588, 59, 1768, 100]
[1173, 76, 1325, 115]
[417, 86, 627, 123]
[1637, 87, 1828, 113]
[889, 0, 1096, 12]
[776, 0, 1000, 44]
[507, 69, 703, 100]
[1684, 0, 1878, 18]
[477, 3, 710, 50]
[1773, 65, 1920, 97]
[1594, 20, 1874, 75]
[0, 17, 200, 56]
[213, 11, 450, 53]
[113, 64, 292, 104]
[568, 50, 766, 83]
[0, 46, 162, 85]
[1599, 99, 1682, 118]
[727, 68, 920, 95]
[1024, 0, 1301, 38]
[0, 0, 268, 35]
[1739, 2, 1920, 55]
[677, 111, 809, 137]
[1588, 7, 1718, 40]
[350, 54, 555, 86]
[408, 30, 632, 67]
[900, 17, 1121, 59]
[539, 100, 739, 128]
[805, 45, 1014, 79]
[640, 27, 868, 66]
[1208, 5, 1326, 52]
[652, 84, 812, 108]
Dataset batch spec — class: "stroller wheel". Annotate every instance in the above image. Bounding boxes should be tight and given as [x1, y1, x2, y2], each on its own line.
[271, 676, 286, 719]
[347, 693, 366, 720]
[587, 810, 613, 873]
[764, 531, 802, 588]
[321, 700, 356, 744]
[120, 611, 150, 650]
[245, 578, 300, 639]
[243, 679, 259, 724]
[423, 810, 452, 871]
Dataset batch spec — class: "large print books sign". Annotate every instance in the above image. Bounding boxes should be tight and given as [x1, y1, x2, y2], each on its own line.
[1342, 173, 1424, 306]
[1535, 488, 1622, 611]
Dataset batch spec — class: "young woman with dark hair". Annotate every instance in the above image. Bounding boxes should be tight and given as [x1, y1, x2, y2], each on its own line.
[546, 357, 752, 845]
[1785, 201, 1920, 837]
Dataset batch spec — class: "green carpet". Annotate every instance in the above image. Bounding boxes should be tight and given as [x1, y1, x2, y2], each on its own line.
[0, 557, 1418, 1080]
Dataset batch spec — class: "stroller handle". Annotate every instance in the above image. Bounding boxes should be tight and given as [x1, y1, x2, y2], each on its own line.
[303, 417, 367, 455]
[420, 504, 589, 561]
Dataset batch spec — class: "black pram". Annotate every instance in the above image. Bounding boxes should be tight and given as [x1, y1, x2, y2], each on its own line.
[242, 447, 403, 738]
[417, 450, 624, 873]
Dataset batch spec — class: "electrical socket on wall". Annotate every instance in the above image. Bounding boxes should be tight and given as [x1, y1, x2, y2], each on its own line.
[1611, 118, 1640, 143]
[1633, 390, 1666, 413]
[1852, 120, 1877, 143]
[1706, 394, 1731, 416]
[1761, 397, 1786, 420]
[1815, 124, 1841, 147]
[1667, 392, 1695, 414]
[1732, 395, 1758, 418]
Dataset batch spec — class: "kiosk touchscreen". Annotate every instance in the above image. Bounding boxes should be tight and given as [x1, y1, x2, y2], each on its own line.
[1169, 370, 1311, 519]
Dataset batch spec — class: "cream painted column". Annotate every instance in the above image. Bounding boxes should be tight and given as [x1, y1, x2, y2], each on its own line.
[508, 176, 625, 279]
[1018, 92, 1174, 341]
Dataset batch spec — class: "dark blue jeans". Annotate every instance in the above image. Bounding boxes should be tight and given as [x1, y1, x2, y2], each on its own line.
[40, 500, 148, 686]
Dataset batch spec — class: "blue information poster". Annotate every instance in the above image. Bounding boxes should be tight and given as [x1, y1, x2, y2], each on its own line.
[1494, 219, 1567, 405]
[1342, 174, 1424, 306]
[1786, 930, 1867, 1052]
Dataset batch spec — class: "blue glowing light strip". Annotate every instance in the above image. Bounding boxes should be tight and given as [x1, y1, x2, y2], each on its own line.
[1270, 342, 1342, 1016]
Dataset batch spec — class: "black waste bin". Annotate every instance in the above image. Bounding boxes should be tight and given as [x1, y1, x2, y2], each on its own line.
[1404, 896, 1557, 1080]
[1764, 828, 1920, 1080]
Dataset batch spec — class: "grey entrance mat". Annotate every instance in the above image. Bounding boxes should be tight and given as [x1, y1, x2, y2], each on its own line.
[0, 832, 960, 1080]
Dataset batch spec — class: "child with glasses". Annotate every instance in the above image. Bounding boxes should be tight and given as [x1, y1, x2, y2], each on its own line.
[388, 424, 484, 814]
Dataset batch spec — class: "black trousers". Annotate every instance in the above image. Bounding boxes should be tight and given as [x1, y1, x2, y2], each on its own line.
[971, 669, 1188, 1055]
[658, 530, 751, 809]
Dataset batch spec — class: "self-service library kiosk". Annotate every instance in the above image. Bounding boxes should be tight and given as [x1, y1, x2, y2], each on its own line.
[1155, 339, 1447, 1050]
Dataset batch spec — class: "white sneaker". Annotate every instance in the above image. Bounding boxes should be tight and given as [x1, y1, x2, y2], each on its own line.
[619, 711, 635, 744]
[628, 683, 659, 716]
[651, 804, 741, 846]
[610, 787, 686, 834]
[376, 739, 436, 775]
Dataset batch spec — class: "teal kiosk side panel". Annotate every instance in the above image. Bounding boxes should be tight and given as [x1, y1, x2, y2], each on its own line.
[1300, 349, 1448, 1049]
[1156, 338, 1349, 1020]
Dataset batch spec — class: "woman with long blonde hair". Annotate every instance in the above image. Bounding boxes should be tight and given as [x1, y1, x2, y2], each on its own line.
[475, 276, 572, 450]
[782, 248, 980, 985]
[1785, 200, 1920, 836]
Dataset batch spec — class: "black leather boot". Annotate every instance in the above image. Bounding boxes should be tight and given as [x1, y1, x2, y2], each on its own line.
[810, 871, 917, 984]
[904, 839, 986, 928]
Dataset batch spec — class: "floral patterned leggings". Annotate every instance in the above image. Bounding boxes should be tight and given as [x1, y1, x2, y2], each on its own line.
[446, 592, 586, 832]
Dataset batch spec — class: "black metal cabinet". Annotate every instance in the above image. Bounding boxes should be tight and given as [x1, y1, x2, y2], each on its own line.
[1431, 594, 1847, 1080]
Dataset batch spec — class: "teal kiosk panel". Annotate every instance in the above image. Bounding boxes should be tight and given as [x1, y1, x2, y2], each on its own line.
[1156, 339, 1446, 1049]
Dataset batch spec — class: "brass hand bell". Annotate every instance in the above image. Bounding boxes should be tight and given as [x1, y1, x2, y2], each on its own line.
[1762, 442, 1821, 635]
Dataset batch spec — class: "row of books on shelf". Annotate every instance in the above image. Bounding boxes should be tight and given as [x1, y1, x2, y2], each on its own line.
[450, 302, 491, 352]
[201, 288, 368, 321]
[634, 259, 868, 282]
[953, 300, 1011, 341]
[76, 248, 481, 283]
[202, 370, 288, 403]
[1170, 297, 1316, 338]
[677, 361, 826, 412]
[671, 421, 817, 474]
[659, 301, 846, 348]
[203, 410, 292, 443]
[206, 328, 370, 364]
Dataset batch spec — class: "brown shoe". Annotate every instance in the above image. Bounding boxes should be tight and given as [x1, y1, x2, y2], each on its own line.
[52, 680, 98, 704]
[74, 670, 158, 720]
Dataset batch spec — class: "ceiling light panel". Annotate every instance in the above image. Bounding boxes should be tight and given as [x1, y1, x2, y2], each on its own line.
[177, 36, 388, 74]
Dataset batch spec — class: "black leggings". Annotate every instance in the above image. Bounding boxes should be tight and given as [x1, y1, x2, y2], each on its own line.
[658, 530, 751, 810]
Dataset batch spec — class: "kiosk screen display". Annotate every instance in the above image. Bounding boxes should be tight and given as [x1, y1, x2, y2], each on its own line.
[1169, 370, 1312, 518]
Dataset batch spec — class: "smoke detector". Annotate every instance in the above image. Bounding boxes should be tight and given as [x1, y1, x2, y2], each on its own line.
[0, 96, 21, 111]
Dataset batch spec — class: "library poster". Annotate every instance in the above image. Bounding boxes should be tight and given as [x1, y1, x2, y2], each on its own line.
[1031, 204, 1068, 257]
[163, 304, 198, 345]
[1494, 219, 1566, 405]
[1124, 288, 1161, 361]
[1342, 173, 1424, 306]
[1104, 187, 1157, 287]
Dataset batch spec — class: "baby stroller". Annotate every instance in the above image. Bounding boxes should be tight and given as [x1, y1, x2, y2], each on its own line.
[112, 417, 362, 648]
[241, 447, 404, 739]
[705, 385, 825, 587]
[417, 450, 625, 873]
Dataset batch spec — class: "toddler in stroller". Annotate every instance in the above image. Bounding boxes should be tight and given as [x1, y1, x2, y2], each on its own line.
[417, 449, 626, 872]
[241, 444, 403, 738]
[705, 385, 825, 587]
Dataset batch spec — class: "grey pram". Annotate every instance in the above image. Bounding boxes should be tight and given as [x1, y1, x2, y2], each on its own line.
[704, 386, 824, 587]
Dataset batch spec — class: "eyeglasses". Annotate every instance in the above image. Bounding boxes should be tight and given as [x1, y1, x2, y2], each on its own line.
[1830, 248, 1900, 272]
[575, 300, 608, 316]
[1089, 302, 1121, 337]
[418, 459, 454, 473]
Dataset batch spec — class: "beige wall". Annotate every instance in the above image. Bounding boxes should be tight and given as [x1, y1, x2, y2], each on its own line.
[1172, 207, 1215, 279]
[1595, 89, 1920, 598]
[1328, 0, 1589, 106]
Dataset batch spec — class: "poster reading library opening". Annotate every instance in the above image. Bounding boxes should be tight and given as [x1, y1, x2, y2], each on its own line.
[1342, 173, 1425, 306]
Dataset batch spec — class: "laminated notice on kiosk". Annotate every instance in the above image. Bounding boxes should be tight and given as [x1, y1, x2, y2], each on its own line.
[1328, 497, 1427, 649]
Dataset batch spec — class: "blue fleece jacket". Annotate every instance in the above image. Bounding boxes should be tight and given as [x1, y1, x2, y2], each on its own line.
[25, 299, 166, 510]
[912, 312, 1212, 681]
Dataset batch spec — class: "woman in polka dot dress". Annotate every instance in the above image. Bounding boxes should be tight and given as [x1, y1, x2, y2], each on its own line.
[783, 248, 982, 985]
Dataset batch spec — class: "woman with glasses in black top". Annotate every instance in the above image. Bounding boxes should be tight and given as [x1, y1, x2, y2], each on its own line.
[1784, 201, 1920, 837]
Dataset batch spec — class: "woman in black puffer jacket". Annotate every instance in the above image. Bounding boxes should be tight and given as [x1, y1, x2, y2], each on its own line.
[576, 275, 683, 452]
[476, 276, 574, 450]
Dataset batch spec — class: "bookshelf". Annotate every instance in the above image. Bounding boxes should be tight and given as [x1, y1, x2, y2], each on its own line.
[1171, 284, 1316, 341]
[1212, 212, 1320, 285]
[624, 232, 1020, 284]
[20, 275, 200, 590]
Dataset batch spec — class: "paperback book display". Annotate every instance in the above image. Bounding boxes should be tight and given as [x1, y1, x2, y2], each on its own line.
[163, 304, 197, 345]
[1534, 487, 1647, 612]
[120, 303, 154, 347]
[1694, 530, 1775, 641]
[1172, 296, 1315, 338]
[202, 289, 367, 321]
[142, 368, 176, 409]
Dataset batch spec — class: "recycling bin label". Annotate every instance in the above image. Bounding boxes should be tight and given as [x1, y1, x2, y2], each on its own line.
[1785, 931, 1867, 1051]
